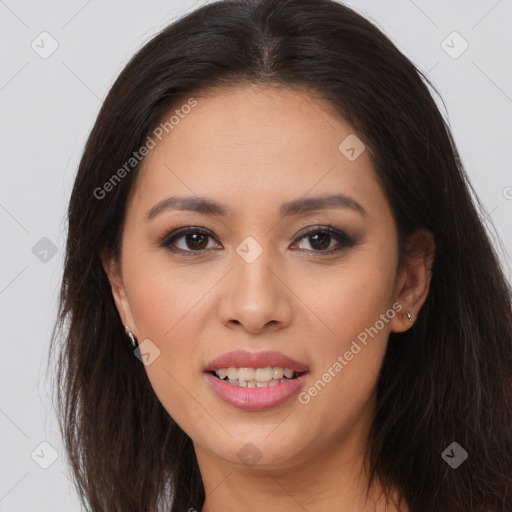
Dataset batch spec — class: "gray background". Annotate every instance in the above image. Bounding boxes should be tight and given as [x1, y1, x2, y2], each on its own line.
[1, 0, 511, 510]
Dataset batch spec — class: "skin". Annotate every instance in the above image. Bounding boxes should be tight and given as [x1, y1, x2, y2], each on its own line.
[103, 84, 434, 512]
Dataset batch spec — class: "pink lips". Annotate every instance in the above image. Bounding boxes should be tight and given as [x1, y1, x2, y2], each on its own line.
[204, 349, 309, 372]
[204, 349, 309, 410]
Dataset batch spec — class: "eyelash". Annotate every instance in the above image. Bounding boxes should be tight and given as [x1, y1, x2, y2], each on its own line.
[159, 224, 358, 257]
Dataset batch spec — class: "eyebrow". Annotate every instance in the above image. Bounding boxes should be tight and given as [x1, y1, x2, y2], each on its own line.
[146, 193, 368, 220]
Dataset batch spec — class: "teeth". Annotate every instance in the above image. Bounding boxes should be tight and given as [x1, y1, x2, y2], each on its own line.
[225, 378, 294, 388]
[254, 367, 273, 382]
[213, 366, 304, 387]
[283, 368, 294, 378]
[227, 367, 238, 380]
[272, 367, 284, 379]
[238, 367, 255, 381]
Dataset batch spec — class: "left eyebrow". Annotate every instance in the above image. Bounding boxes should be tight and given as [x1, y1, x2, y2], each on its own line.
[279, 193, 368, 218]
[145, 193, 368, 221]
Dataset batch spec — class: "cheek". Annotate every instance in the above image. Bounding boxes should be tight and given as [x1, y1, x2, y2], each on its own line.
[123, 258, 209, 430]
[124, 250, 214, 341]
[297, 253, 396, 418]
[306, 257, 397, 348]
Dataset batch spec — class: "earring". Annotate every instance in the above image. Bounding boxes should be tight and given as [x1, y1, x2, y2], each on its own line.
[124, 325, 139, 349]
[401, 310, 413, 326]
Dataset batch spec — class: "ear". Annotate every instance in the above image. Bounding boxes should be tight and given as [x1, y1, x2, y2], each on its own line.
[389, 228, 435, 333]
[100, 250, 137, 333]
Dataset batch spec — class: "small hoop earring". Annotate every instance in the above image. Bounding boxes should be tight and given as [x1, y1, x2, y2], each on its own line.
[124, 325, 139, 348]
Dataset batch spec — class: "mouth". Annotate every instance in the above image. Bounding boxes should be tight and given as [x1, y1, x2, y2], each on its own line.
[203, 350, 310, 410]
[208, 367, 308, 388]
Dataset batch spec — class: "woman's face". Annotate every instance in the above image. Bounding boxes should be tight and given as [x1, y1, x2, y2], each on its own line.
[105, 84, 426, 472]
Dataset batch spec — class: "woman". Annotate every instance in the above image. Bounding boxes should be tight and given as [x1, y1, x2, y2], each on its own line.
[49, 0, 512, 510]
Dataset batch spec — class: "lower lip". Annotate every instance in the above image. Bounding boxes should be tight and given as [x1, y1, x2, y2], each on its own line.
[204, 372, 309, 410]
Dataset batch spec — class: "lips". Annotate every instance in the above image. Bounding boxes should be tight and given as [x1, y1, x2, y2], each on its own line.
[204, 371, 309, 410]
[203, 349, 310, 410]
[204, 349, 309, 372]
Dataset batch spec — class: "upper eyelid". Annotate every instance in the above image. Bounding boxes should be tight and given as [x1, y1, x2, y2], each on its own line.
[165, 224, 339, 239]
[163, 225, 351, 249]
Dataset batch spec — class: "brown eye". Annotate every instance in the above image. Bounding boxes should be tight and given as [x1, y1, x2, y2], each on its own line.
[161, 225, 356, 257]
[161, 227, 221, 254]
[292, 226, 356, 254]
[298, 231, 333, 251]
[180, 232, 209, 250]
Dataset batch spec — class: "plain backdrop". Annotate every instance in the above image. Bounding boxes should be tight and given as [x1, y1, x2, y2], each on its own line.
[0, 0, 511, 510]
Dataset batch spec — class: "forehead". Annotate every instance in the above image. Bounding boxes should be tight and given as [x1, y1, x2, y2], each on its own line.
[147, 84, 354, 166]
[128, 84, 385, 219]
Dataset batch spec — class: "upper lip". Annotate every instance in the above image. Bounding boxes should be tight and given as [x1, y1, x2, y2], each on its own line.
[205, 349, 309, 372]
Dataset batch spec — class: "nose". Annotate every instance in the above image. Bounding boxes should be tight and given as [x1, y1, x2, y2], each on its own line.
[217, 247, 293, 334]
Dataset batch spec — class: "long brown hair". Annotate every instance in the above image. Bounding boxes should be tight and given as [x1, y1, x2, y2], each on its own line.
[49, 0, 512, 510]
